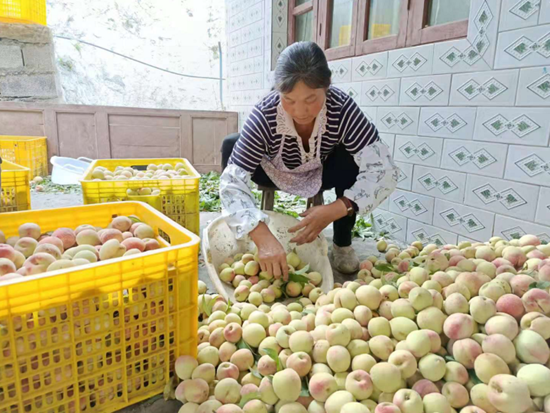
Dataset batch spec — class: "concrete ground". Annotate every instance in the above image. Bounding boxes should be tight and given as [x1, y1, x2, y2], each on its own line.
[30, 191, 382, 412]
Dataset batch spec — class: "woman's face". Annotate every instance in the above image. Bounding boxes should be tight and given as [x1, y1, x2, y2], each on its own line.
[280, 81, 326, 126]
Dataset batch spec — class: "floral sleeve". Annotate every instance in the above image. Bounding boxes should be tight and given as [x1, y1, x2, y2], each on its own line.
[219, 164, 269, 239]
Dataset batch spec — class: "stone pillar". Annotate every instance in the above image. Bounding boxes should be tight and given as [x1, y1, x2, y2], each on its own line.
[0, 22, 63, 102]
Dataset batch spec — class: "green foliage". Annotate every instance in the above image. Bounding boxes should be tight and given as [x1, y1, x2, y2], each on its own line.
[31, 176, 81, 194]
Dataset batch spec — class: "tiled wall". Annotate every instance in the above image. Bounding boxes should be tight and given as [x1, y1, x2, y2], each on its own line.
[225, 0, 550, 246]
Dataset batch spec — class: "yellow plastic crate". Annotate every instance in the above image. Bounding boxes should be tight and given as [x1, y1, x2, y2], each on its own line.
[0, 202, 200, 413]
[0, 136, 48, 179]
[81, 159, 200, 235]
[1, 159, 31, 212]
[0, 0, 46, 24]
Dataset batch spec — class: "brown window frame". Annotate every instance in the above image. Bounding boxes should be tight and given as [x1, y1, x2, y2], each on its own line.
[355, 0, 409, 55]
[407, 0, 469, 46]
[286, 0, 470, 61]
[288, 0, 319, 46]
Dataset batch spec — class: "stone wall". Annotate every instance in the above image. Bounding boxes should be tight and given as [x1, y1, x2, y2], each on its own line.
[0, 22, 62, 102]
[225, 0, 550, 245]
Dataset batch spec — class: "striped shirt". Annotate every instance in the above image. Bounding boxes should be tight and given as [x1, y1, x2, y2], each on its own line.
[229, 86, 380, 172]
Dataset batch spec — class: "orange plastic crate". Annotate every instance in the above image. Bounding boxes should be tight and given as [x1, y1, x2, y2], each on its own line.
[0, 0, 46, 24]
[0, 202, 200, 412]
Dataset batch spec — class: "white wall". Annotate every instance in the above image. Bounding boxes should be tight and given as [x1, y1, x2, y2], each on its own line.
[226, 0, 550, 245]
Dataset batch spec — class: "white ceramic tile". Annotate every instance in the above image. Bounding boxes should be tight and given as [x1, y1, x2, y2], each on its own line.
[412, 165, 467, 203]
[418, 107, 477, 140]
[395, 161, 413, 191]
[337, 83, 362, 104]
[516, 66, 550, 106]
[494, 215, 550, 243]
[467, 0, 502, 67]
[361, 78, 401, 106]
[441, 140, 508, 178]
[389, 189, 435, 225]
[541, 0, 550, 24]
[499, 0, 541, 31]
[378, 197, 390, 211]
[377, 107, 420, 135]
[433, 199, 496, 241]
[351, 52, 388, 82]
[474, 107, 550, 146]
[450, 70, 520, 106]
[433, 39, 491, 74]
[535, 186, 550, 226]
[495, 25, 550, 69]
[394, 135, 443, 168]
[361, 107, 378, 124]
[379, 134, 395, 156]
[371, 211, 408, 242]
[388, 44, 434, 78]
[504, 145, 550, 187]
[271, 0, 288, 33]
[329, 58, 352, 83]
[406, 219, 459, 248]
[464, 174, 540, 221]
[399, 74, 451, 106]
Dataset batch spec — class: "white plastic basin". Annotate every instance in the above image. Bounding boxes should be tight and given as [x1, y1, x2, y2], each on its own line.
[50, 156, 93, 185]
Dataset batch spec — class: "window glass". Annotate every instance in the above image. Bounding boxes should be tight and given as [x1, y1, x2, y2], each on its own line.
[296, 11, 314, 42]
[367, 0, 401, 40]
[429, 0, 470, 26]
[296, 0, 309, 5]
[329, 0, 354, 48]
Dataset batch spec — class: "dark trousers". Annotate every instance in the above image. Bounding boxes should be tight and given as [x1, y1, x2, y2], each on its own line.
[221, 133, 358, 247]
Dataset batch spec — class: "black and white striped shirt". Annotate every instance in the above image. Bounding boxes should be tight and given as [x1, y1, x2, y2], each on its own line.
[230, 86, 380, 172]
[220, 85, 398, 240]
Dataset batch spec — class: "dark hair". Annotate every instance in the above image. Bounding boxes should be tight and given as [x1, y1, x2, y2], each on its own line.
[274, 42, 332, 93]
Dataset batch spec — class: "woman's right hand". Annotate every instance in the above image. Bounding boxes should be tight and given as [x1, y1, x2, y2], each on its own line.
[249, 222, 289, 281]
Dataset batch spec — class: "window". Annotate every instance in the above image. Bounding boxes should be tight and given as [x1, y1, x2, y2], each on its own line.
[287, 0, 471, 59]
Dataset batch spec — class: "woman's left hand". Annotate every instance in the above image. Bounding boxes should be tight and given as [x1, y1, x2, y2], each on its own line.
[288, 201, 348, 245]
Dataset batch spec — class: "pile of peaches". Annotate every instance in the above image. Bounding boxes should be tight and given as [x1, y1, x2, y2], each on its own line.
[172, 234, 550, 413]
[0, 216, 160, 281]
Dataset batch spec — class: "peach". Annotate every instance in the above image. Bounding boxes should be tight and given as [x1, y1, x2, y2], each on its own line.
[97, 229, 122, 244]
[368, 317, 391, 337]
[481, 333, 515, 364]
[289, 331, 313, 353]
[423, 393, 451, 413]
[192, 363, 215, 383]
[416, 307, 446, 334]
[408, 287, 433, 311]
[393, 389, 423, 413]
[309, 372, 338, 402]
[144, 239, 160, 251]
[243, 323, 266, 348]
[110, 216, 132, 232]
[120, 237, 145, 252]
[18, 223, 41, 240]
[352, 305, 372, 326]
[442, 282, 470, 300]
[397, 281, 419, 299]
[484, 315, 519, 340]
[223, 323, 242, 343]
[355, 285, 382, 310]
[516, 364, 550, 397]
[513, 329, 550, 364]
[443, 313, 474, 340]
[418, 354, 445, 381]
[411, 379, 439, 398]
[214, 378, 241, 404]
[444, 292, 469, 314]
[469, 296, 496, 324]
[134, 224, 155, 239]
[370, 362, 401, 393]
[0, 272, 22, 281]
[287, 352, 312, 377]
[14, 237, 38, 258]
[326, 323, 351, 347]
[0, 258, 16, 276]
[217, 362, 239, 380]
[521, 312, 550, 339]
[391, 298, 415, 319]
[23, 253, 56, 275]
[259, 377, 278, 405]
[511, 274, 536, 297]
[522, 288, 550, 314]
[0, 244, 17, 263]
[257, 355, 276, 376]
[479, 282, 506, 302]
[405, 330, 431, 358]
[487, 374, 531, 413]
[351, 354, 376, 372]
[6, 236, 18, 247]
[502, 246, 527, 268]
[496, 293, 525, 319]
[452, 339, 482, 369]
[234, 285, 250, 302]
[34, 243, 62, 260]
[230, 349, 254, 371]
[374, 402, 401, 413]
[344, 370, 373, 401]
[444, 361, 468, 384]
[50, 228, 75, 250]
[99, 239, 126, 261]
[327, 345, 351, 373]
[474, 353, 510, 384]
[37, 236, 64, 253]
[73, 250, 98, 263]
[456, 272, 491, 296]
[347, 339, 369, 358]
[388, 349, 417, 379]
[325, 391, 355, 413]
[273, 369, 301, 402]
[76, 229, 101, 246]
[369, 335, 394, 360]
[340, 402, 370, 413]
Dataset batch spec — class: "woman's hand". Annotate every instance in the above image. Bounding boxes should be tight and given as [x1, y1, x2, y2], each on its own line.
[249, 222, 289, 280]
[288, 200, 348, 245]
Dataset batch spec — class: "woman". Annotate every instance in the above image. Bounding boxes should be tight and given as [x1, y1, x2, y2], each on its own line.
[220, 41, 398, 278]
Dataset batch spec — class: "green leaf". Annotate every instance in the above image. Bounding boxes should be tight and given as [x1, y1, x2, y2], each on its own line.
[295, 264, 310, 275]
[239, 391, 261, 407]
[300, 377, 310, 397]
[263, 348, 283, 372]
[375, 263, 395, 273]
[163, 376, 176, 400]
[444, 355, 456, 363]
[237, 339, 253, 351]
[529, 281, 550, 290]
[204, 297, 216, 317]
[249, 367, 262, 379]
[302, 309, 315, 315]
[468, 369, 483, 385]
[128, 215, 142, 224]
[288, 273, 310, 285]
